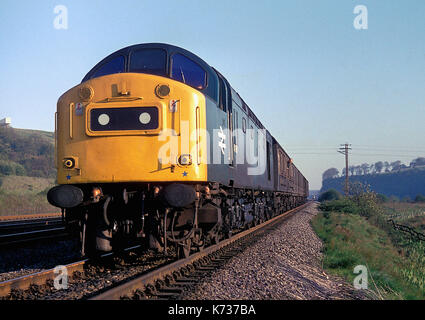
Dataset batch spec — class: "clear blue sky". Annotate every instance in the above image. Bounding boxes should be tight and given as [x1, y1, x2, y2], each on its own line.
[1, 0, 424, 189]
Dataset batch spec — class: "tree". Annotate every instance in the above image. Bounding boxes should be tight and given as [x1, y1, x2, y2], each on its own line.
[318, 189, 342, 202]
[322, 168, 339, 181]
[410, 157, 425, 168]
[402, 196, 411, 202]
[391, 161, 402, 172]
[384, 161, 391, 172]
[355, 165, 362, 175]
[361, 163, 370, 175]
[376, 194, 389, 203]
[349, 166, 356, 176]
[374, 161, 383, 174]
[389, 195, 399, 202]
[415, 194, 425, 202]
[0, 163, 13, 175]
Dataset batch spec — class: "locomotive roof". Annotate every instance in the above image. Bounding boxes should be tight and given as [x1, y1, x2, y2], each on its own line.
[82, 43, 267, 131]
[82, 43, 219, 102]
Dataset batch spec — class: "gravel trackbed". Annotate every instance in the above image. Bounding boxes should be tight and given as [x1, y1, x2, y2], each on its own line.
[182, 203, 369, 300]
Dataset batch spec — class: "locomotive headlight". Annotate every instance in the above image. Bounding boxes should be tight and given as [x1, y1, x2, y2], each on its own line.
[155, 84, 170, 98]
[178, 154, 192, 166]
[98, 113, 110, 126]
[139, 112, 151, 124]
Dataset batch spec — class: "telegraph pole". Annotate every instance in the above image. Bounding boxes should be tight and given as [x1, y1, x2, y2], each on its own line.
[338, 143, 352, 196]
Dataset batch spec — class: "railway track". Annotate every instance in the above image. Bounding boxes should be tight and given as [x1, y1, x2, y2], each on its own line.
[0, 202, 309, 300]
[90, 203, 309, 300]
[0, 216, 68, 247]
[0, 244, 144, 298]
[0, 213, 62, 221]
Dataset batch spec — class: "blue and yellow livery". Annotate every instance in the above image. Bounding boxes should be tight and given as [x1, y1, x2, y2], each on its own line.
[48, 43, 308, 257]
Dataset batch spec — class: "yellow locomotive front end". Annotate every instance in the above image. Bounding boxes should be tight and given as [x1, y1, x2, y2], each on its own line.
[56, 73, 207, 185]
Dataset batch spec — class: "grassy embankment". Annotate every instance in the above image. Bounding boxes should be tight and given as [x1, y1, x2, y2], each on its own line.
[0, 175, 58, 216]
[312, 195, 425, 299]
[0, 127, 58, 216]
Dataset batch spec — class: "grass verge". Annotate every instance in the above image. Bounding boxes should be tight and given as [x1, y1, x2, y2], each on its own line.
[312, 201, 425, 300]
[0, 175, 58, 216]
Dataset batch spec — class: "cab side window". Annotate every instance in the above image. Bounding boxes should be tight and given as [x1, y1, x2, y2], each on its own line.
[91, 55, 125, 79]
[218, 77, 227, 112]
[171, 54, 206, 89]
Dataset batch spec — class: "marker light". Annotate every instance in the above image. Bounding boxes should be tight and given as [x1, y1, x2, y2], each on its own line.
[79, 86, 94, 101]
[63, 158, 75, 169]
[178, 154, 192, 166]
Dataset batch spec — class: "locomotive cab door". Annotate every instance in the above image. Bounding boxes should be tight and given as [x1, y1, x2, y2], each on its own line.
[218, 76, 236, 168]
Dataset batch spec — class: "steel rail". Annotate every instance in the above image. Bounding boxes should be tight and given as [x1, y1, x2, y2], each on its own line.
[0, 213, 62, 222]
[0, 260, 86, 298]
[0, 218, 63, 229]
[0, 216, 67, 247]
[0, 220, 64, 234]
[90, 202, 311, 300]
[0, 227, 69, 248]
[0, 244, 143, 298]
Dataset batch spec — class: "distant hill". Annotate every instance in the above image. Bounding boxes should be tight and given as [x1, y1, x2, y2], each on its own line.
[0, 126, 58, 215]
[0, 126, 55, 178]
[321, 167, 425, 200]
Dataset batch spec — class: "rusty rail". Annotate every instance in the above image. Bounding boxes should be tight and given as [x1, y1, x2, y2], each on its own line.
[0, 213, 62, 221]
[0, 244, 143, 298]
[0, 216, 68, 247]
[0, 260, 86, 297]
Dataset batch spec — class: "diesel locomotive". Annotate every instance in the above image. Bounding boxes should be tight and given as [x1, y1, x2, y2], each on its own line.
[47, 43, 308, 257]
